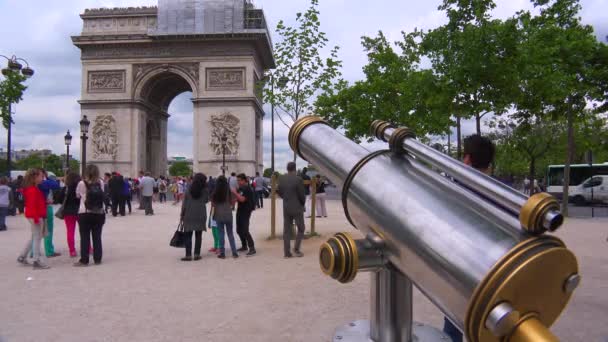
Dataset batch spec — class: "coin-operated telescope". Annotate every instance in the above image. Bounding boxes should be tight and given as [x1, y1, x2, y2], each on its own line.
[289, 116, 579, 342]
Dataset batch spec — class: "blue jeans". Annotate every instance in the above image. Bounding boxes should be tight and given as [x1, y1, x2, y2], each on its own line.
[443, 318, 462, 342]
[0, 206, 8, 229]
[217, 219, 237, 255]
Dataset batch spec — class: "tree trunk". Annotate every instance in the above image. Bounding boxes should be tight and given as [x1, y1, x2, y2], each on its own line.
[456, 116, 462, 160]
[447, 126, 451, 158]
[529, 156, 536, 195]
[561, 111, 575, 216]
[476, 113, 481, 135]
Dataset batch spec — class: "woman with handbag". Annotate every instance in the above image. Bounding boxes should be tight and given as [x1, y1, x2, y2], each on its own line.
[179, 173, 209, 261]
[211, 176, 238, 259]
[58, 172, 81, 258]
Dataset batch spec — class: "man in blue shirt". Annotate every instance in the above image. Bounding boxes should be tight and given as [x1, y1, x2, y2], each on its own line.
[38, 169, 61, 257]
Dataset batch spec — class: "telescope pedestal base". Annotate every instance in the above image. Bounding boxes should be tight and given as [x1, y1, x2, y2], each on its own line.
[333, 320, 451, 342]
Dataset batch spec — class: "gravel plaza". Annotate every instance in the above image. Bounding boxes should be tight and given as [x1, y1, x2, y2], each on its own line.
[0, 198, 607, 342]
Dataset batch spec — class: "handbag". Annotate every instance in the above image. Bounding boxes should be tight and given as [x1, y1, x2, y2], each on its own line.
[170, 222, 187, 248]
[55, 187, 68, 220]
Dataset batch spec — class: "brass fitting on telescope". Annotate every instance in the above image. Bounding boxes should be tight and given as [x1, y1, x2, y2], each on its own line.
[289, 116, 326, 161]
[519, 193, 563, 234]
[370, 120, 394, 141]
[319, 232, 385, 284]
[466, 236, 579, 342]
[388, 127, 416, 154]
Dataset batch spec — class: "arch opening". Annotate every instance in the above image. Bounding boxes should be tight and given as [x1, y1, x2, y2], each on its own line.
[140, 71, 194, 176]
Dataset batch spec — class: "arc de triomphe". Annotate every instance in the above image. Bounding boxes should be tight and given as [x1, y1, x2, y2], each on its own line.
[72, 0, 273, 177]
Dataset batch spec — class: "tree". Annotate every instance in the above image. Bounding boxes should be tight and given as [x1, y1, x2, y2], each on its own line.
[315, 31, 452, 141]
[264, 0, 343, 160]
[422, 0, 520, 140]
[168, 161, 191, 177]
[14, 154, 43, 171]
[0, 70, 27, 129]
[511, 0, 607, 215]
[263, 168, 273, 178]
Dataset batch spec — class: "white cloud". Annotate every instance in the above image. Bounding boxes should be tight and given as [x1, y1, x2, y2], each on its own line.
[1, 0, 605, 175]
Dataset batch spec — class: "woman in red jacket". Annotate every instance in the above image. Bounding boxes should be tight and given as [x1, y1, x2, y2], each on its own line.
[16, 168, 50, 270]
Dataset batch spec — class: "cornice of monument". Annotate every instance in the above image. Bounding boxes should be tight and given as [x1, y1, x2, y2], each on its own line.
[81, 7, 158, 18]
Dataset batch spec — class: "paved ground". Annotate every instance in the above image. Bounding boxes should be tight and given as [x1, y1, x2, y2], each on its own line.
[0, 198, 607, 342]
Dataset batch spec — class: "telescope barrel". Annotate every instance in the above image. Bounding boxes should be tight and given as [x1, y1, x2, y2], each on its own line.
[371, 122, 563, 235]
[290, 117, 579, 342]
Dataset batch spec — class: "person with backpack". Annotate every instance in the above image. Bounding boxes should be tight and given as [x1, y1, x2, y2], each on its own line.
[74, 164, 106, 267]
[232, 173, 256, 256]
[158, 176, 168, 203]
[179, 173, 208, 261]
[211, 176, 238, 259]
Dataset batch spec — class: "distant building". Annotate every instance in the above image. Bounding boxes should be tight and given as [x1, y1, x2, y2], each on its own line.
[0, 148, 53, 161]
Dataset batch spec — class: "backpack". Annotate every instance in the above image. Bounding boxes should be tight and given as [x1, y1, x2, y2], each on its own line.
[84, 181, 105, 212]
[159, 181, 167, 192]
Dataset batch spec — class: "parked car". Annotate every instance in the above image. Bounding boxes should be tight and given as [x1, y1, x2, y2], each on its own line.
[569, 175, 608, 206]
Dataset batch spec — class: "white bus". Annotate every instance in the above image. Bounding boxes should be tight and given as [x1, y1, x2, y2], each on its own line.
[546, 162, 608, 198]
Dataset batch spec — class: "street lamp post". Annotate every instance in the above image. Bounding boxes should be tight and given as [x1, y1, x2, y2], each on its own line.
[221, 133, 227, 176]
[1, 55, 34, 176]
[64, 130, 72, 173]
[79, 116, 90, 175]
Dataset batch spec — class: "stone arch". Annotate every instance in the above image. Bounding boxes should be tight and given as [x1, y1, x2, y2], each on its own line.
[132, 64, 199, 110]
[133, 66, 197, 175]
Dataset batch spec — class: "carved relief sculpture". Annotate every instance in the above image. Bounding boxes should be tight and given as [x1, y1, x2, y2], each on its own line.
[209, 112, 240, 156]
[133, 63, 199, 88]
[92, 115, 119, 160]
[206, 68, 245, 90]
[88, 70, 126, 93]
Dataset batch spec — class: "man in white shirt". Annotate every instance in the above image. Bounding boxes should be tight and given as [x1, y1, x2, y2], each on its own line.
[139, 172, 155, 216]
[229, 172, 238, 191]
[253, 172, 266, 208]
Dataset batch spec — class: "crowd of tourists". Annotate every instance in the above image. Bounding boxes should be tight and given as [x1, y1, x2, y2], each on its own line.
[2, 160, 331, 270]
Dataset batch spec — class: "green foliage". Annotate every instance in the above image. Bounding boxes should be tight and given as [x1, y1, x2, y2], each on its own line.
[264, 0, 343, 159]
[491, 113, 608, 180]
[263, 168, 273, 178]
[0, 70, 27, 129]
[12, 153, 78, 177]
[315, 31, 452, 141]
[169, 161, 191, 177]
[424, 1, 520, 134]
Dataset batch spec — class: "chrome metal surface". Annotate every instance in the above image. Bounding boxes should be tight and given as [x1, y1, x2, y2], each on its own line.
[485, 302, 520, 337]
[381, 127, 562, 233]
[333, 320, 451, 342]
[296, 124, 522, 330]
[563, 274, 581, 294]
[346, 151, 520, 329]
[298, 123, 369, 189]
[370, 269, 413, 342]
[357, 239, 386, 272]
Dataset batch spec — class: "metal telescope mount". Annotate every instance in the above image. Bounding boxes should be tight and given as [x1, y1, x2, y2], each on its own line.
[289, 116, 579, 342]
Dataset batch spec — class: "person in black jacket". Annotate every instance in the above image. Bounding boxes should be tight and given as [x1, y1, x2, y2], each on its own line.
[109, 172, 126, 217]
[60, 172, 82, 258]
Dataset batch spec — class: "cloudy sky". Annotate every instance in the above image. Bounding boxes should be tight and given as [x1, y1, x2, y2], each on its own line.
[0, 0, 605, 172]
